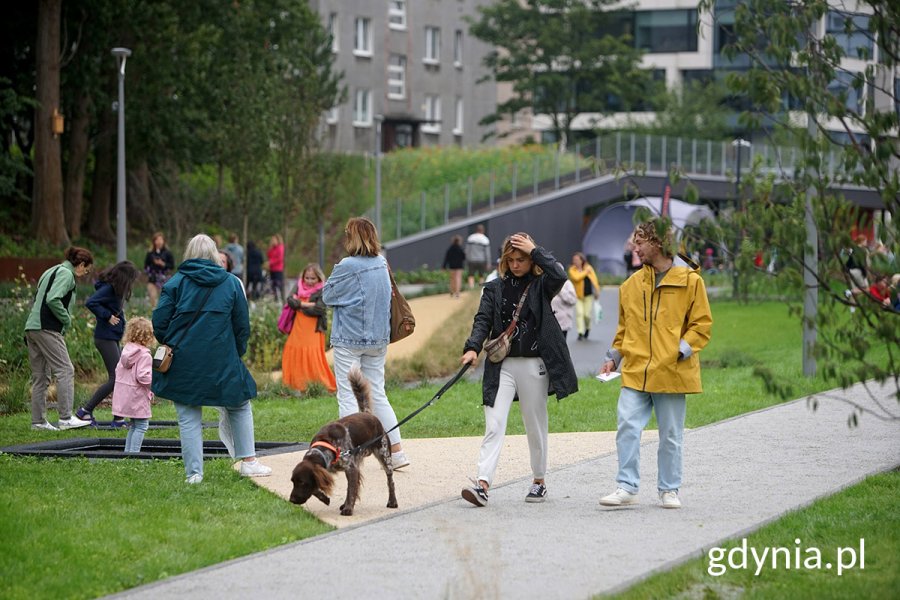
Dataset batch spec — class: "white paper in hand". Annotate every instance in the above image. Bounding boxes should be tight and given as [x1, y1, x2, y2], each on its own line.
[595, 372, 621, 383]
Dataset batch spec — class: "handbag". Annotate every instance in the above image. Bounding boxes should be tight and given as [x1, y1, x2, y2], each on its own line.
[153, 285, 215, 372]
[483, 281, 533, 363]
[387, 266, 415, 343]
[277, 303, 295, 335]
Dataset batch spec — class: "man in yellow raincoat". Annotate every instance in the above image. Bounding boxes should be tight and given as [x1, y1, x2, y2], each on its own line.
[598, 221, 712, 509]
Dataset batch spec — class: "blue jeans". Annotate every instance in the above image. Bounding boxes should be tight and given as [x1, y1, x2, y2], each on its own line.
[615, 387, 686, 493]
[124, 418, 149, 453]
[175, 402, 256, 478]
[332, 345, 401, 446]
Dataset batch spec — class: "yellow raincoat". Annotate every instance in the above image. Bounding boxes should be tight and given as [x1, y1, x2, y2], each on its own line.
[613, 263, 712, 393]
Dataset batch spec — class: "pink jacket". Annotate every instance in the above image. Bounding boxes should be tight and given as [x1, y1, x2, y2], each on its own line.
[111, 342, 153, 418]
[267, 243, 284, 272]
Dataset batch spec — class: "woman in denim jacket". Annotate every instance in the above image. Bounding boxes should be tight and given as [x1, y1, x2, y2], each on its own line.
[322, 217, 409, 469]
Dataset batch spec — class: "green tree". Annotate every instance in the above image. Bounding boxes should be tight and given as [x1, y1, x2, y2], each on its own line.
[468, 0, 651, 144]
[697, 0, 899, 413]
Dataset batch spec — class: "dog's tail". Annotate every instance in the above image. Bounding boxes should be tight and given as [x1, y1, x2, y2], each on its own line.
[347, 365, 372, 413]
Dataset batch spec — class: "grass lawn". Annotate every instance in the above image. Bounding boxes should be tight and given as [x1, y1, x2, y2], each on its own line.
[607, 470, 900, 600]
[0, 299, 893, 599]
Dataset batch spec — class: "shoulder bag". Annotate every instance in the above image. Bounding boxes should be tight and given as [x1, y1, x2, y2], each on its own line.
[483, 281, 533, 363]
[387, 266, 415, 343]
[153, 285, 215, 373]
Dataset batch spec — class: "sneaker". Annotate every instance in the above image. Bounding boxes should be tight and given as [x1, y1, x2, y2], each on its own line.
[185, 474, 203, 484]
[461, 481, 489, 507]
[57, 416, 93, 430]
[75, 408, 96, 425]
[599, 488, 639, 507]
[239, 459, 272, 477]
[525, 482, 548, 503]
[31, 421, 59, 431]
[391, 451, 410, 470]
[659, 490, 682, 509]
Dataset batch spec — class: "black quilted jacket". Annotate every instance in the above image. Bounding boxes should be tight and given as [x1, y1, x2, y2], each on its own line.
[463, 246, 579, 407]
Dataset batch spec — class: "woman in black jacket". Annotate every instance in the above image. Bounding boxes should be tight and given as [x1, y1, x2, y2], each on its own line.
[76, 261, 140, 425]
[442, 234, 466, 298]
[459, 233, 578, 507]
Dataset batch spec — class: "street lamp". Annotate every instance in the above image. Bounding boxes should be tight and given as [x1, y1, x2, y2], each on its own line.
[731, 138, 751, 299]
[374, 114, 384, 237]
[112, 47, 132, 263]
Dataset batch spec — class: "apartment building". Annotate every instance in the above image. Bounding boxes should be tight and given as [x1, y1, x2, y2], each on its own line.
[508, 0, 898, 145]
[310, 0, 497, 153]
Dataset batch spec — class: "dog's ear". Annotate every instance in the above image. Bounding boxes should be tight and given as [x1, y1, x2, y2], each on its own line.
[312, 463, 335, 495]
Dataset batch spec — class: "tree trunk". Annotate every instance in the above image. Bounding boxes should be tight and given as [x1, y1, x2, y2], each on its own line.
[32, 0, 69, 247]
[63, 91, 91, 240]
[87, 106, 115, 243]
[129, 160, 152, 231]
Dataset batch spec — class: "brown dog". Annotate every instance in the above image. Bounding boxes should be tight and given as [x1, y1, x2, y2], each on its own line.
[289, 366, 398, 515]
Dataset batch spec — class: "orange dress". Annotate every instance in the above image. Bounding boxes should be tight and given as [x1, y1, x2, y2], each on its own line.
[281, 305, 337, 393]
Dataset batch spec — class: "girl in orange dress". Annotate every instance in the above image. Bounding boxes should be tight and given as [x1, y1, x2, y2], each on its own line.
[282, 264, 337, 393]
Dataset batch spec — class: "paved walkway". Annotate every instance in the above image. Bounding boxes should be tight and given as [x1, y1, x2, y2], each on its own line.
[113, 380, 899, 599]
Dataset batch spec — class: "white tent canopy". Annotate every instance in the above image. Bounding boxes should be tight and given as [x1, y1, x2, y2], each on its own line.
[582, 197, 716, 276]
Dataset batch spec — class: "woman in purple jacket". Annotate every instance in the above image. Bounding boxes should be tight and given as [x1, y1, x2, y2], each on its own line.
[75, 261, 140, 425]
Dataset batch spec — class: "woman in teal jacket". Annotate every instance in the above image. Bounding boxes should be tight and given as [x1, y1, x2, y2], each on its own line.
[152, 234, 270, 484]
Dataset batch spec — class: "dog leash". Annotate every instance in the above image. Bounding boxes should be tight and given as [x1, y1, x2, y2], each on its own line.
[345, 362, 472, 458]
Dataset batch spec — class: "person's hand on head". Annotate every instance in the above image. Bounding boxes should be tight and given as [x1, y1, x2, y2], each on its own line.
[510, 234, 535, 255]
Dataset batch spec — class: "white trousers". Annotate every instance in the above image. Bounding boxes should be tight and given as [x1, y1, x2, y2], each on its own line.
[476, 357, 549, 487]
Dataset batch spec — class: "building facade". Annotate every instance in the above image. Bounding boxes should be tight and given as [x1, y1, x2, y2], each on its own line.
[309, 0, 497, 154]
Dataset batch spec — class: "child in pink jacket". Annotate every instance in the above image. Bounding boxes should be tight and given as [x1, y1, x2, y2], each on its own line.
[112, 317, 155, 453]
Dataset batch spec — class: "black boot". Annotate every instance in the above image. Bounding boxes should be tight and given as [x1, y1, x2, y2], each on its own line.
[584, 328, 590, 339]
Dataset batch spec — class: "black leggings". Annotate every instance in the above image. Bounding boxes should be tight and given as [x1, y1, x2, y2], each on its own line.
[83, 339, 120, 412]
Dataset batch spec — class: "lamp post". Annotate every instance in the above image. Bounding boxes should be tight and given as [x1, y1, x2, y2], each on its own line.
[112, 47, 132, 263]
[374, 114, 384, 237]
[731, 138, 751, 299]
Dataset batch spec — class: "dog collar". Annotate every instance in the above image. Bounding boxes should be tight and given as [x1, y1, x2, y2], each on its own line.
[309, 440, 340, 466]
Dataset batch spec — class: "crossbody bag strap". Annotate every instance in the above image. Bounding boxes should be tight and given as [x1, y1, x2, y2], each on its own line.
[170, 284, 215, 351]
[502, 280, 534, 336]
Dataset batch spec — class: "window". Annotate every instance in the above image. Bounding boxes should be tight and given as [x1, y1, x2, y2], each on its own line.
[354, 17, 372, 57]
[425, 26, 441, 64]
[353, 89, 372, 126]
[328, 13, 339, 53]
[422, 94, 441, 133]
[325, 106, 339, 125]
[827, 70, 863, 114]
[453, 97, 463, 135]
[389, 1, 407, 30]
[826, 12, 873, 60]
[454, 30, 463, 67]
[388, 54, 407, 99]
[634, 10, 698, 53]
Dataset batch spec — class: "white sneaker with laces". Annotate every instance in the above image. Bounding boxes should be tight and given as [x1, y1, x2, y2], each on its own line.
[599, 488, 639, 506]
[659, 490, 682, 509]
[391, 451, 410, 470]
[57, 416, 92, 430]
[32, 421, 59, 431]
[239, 459, 272, 477]
[185, 474, 203, 484]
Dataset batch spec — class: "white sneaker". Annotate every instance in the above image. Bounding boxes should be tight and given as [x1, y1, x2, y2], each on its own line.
[31, 421, 59, 431]
[185, 474, 203, 484]
[239, 459, 272, 477]
[599, 488, 639, 506]
[57, 416, 93, 430]
[659, 490, 682, 509]
[391, 451, 410, 470]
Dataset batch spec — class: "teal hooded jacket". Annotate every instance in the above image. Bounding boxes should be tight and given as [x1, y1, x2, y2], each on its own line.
[151, 258, 256, 406]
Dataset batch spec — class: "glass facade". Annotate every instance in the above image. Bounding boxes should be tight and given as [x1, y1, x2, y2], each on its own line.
[634, 10, 698, 53]
[826, 11, 873, 60]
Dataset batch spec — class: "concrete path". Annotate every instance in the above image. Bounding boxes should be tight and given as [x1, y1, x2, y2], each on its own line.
[113, 380, 899, 599]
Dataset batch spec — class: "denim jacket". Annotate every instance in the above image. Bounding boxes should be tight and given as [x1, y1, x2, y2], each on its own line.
[322, 254, 391, 348]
